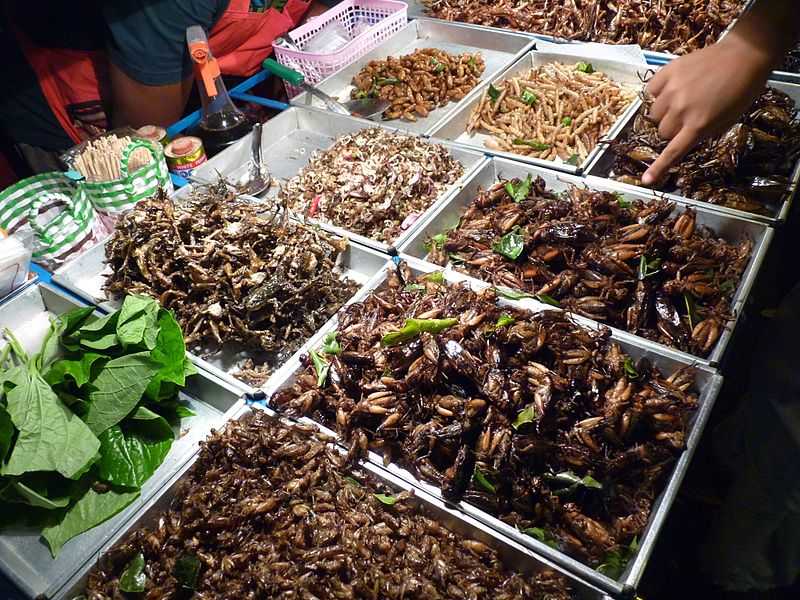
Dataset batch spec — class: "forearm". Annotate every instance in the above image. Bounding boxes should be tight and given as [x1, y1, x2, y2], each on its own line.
[725, 0, 800, 69]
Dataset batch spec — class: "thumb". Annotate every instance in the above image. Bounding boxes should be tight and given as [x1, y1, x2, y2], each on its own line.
[642, 127, 699, 186]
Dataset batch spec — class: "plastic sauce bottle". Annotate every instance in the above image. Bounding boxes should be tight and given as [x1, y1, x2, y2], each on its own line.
[186, 25, 252, 157]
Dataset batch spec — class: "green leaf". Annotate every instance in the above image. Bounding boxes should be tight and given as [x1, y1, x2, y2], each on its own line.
[119, 553, 146, 593]
[473, 466, 496, 494]
[550, 470, 603, 492]
[468, 56, 477, 68]
[512, 404, 536, 430]
[0, 404, 14, 463]
[373, 493, 398, 505]
[720, 279, 736, 294]
[353, 89, 369, 99]
[535, 293, 561, 307]
[174, 554, 201, 591]
[488, 84, 501, 102]
[565, 153, 580, 166]
[344, 476, 361, 487]
[623, 357, 639, 380]
[424, 232, 448, 251]
[34, 317, 64, 373]
[521, 88, 537, 105]
[404, 283, 426, 293]
[59, 306, 95, 338]
[513, 139, 550, 151]
[597, 537, 639, 579]
[614, 192, 632, 209]
[97, 413, 174, 489]
[145, 309, 194, 403]
[381, 318, 458, 347]
[84, 352, 161, 435]
[75, 312, 119, 350]
[492, 228, 525, 261]
[523, 526, 559, 549]
[3, 369, 100, 479]
[494, 287, 535, 301]
[42, 487, 140, 557]
[561, 116, 573, 126]
[423, 271, 445, 285]
[576, 61, 595, 74]
[3, 480, 71, 510]
[322, 331, 341, 355]
[44, 353, 105, 388]
[309, 350, 330, 388]
[173, 405, 196, 419]
[116, 295, 159, 350]
[430, 57, 446, 73]
[504, 174, 533, 203]
[684, 292, 697, 330]
[496, 313, 515, 328]
[638, 255, 662, 280]
[377, 77, 401, 86]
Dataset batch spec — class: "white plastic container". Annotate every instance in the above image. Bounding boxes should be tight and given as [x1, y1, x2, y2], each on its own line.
[0, 229, 33, 299]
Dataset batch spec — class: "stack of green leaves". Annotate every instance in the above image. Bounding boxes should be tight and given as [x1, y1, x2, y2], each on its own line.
[0, 295, 196, 556]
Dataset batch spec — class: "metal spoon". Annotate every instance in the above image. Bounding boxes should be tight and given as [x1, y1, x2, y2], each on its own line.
[239, 122, 271, 196]
[263, 58, 390, 121]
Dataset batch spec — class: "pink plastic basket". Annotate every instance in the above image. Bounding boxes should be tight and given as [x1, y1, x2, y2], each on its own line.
[273, 0, 408, 97]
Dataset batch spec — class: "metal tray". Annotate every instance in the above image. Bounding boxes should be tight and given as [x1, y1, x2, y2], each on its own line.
[404, 0, 750, 67]
[0, 283, 244, 600]
[428, 48, 645, 175]
[397, 157, 773, 367]
[291, 18, 535, 136]
[260, 256, 724, 598]
[57, 402, 606, 600]
[586, 78, 800, 225]
[51, 235, 390, 394]
[188, 107, 487, 253]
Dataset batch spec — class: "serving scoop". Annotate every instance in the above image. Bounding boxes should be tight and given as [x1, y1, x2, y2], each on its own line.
[263, 58, 390, 121]
[237, 122, 271, 196]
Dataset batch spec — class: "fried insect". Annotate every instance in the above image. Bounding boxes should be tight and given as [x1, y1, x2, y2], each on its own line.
[608, 87, 800, 215]
[425, 178, 752, 357]
[351, 48, 485, 121]
[104, 186, 357, 385]
[280, 128, 464, 243]
[272, 268, 700, 567]
[467, 62, 637, 162]
[85, 412, 574, 600]
[423, 0, 745, 55]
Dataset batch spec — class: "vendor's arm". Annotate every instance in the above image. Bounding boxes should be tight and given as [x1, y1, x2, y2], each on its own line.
[102, 0, 228, 129]
[642, 0, 800, 185]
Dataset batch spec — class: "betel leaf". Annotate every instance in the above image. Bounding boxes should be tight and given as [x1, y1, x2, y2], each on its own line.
[381, 318, 458, 347]
[623, 357, 639, 380]
[116, 295, 159, 350]
[174, 554, 201, 591]
[521, 88, 537, 105]
[523, 527, 559, 549]
[496, 314, 515, 328]
[423, 271, 445, 285]
[44, 353, 105, 389]
[173, 405, 196, 419]
[59, 306, 95, 338]
[492, 228, 525, 261]
[561, 116, 573, 126]
[119, 553, 146, 593]
[473, 467, 496, 494]
[145, 309, 196, 403]
[84, 352, 161, 435]
[309, 350, 330, 388]
[322, 331, 341, 355]
[75, 312, 119, 351]
[425, 232, 448, 251]
[42, 487, 140, 557]
[97, 413, 174, 489]
[373, 493, 398, 505]
[3, 480, 71, 510]
[566, 154, 580, 166]
[576, 61, 595, 74]
[512, 404, 536, 430]
[2, 369, 100, 480]
[488, 84, 501, 102]
[504, 174, 533, 203]
[513, 139, 550, 151]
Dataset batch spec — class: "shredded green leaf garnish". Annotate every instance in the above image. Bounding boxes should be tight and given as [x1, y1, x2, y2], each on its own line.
[488, 84, 501, 102]
[623, 357, 639, 380]
[576, 62, 595, 74]
[381, 318, 459, 347]
[404, 283, 426, 293]
[512, 404, 535, 429]
[492, 227, 525, 261]
[373, 493, 398, 505]
[423, 271, 445, 284]
[521, 88, 537, 105]
[496, 313, 515, 328]
[473, 467, 496, 494]
[513, 139, 550, 151]
[309, 350, 330, 387]
[561, 116, 573, 126]
[504, 174, 533, 203]
[322, 331, 341, 355]
[535, 294, 561, 307]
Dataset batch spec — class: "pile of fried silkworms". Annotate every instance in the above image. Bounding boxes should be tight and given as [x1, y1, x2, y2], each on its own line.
[279, 128, 464, 243]
[272, 265, 700, 568]
[105, 185, 357, 385]
[85, 411, 575, 599]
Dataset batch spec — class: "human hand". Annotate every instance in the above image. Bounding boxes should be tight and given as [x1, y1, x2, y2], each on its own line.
[642, 34, 773, 185]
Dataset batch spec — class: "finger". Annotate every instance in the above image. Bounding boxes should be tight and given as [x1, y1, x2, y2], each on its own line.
[657, 110, 682, 141]
[646, 91, 670, 124]
[642, 127, 699, 186]
[645, 67, 668, 98]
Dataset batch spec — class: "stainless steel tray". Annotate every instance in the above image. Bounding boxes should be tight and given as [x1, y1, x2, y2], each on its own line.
[260, 256, 724, 598]
[428, 48, 645, 175]
[586, 78, 800, 225]
[57, 402, 606, 600]
[0, 283, 244, 600]
[291, 18, 535, 136]
[397, 157, 773, 367]
[188, 107, 487, 253]
[51, 236, 390, 394]
[404, 0, 750, 67]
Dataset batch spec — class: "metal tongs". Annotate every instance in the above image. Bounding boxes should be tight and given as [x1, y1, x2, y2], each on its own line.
[237, 122, 271, 196]
[263, 58, 390, 121]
